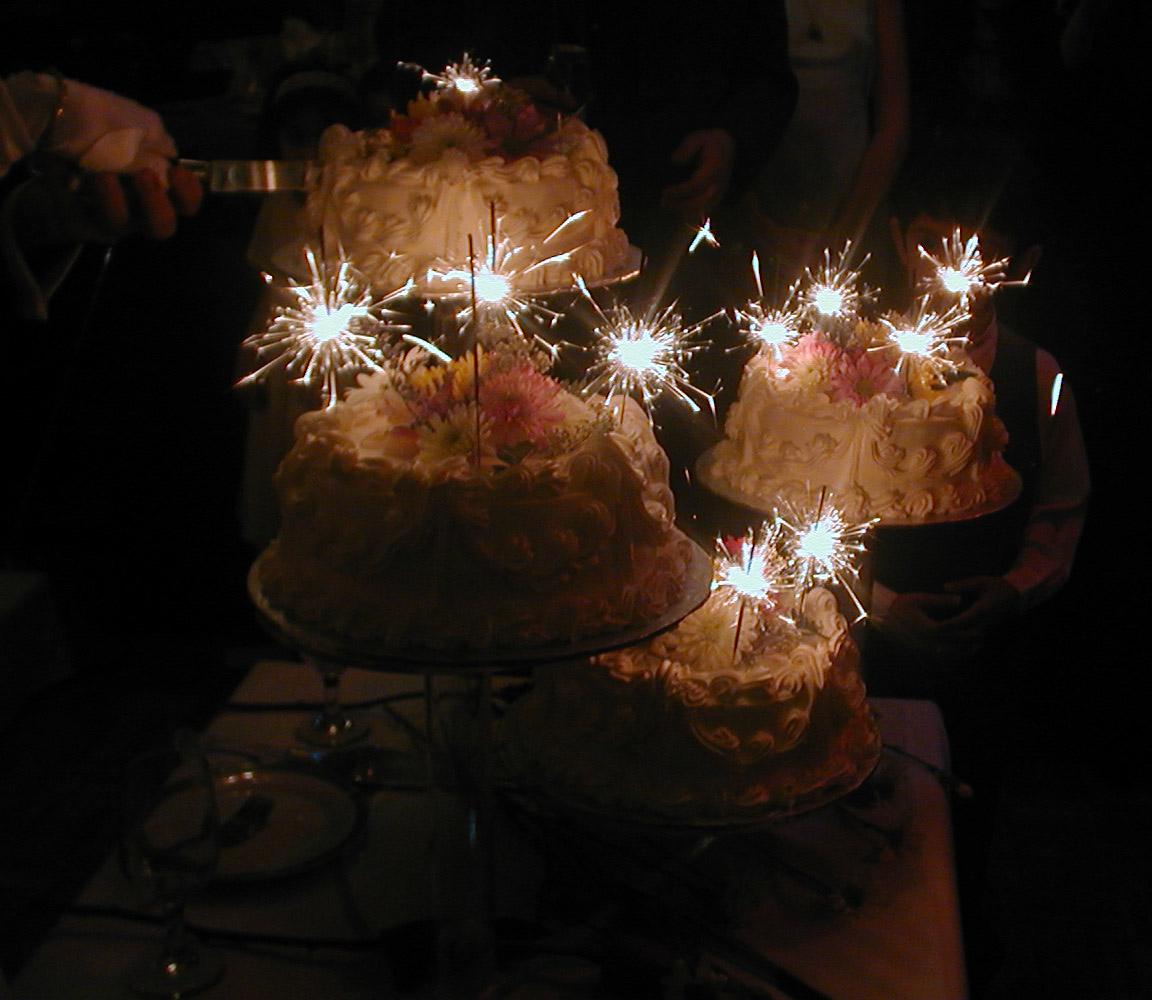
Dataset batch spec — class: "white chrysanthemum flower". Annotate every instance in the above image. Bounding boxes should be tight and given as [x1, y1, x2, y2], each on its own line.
[654, 592, 756, 674]
[417, 405, 486, 465]
[408, 114, 486, 164]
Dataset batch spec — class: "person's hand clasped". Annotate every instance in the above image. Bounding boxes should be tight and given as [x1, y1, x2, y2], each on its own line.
[881, 576, 1021, 665]
[661, 128, 735, 221]
[935, 576, 1021, 650]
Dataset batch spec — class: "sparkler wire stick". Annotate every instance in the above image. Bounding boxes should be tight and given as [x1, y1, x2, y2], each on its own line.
[468, 234, 482, 467]
[731, 528, 757, 664]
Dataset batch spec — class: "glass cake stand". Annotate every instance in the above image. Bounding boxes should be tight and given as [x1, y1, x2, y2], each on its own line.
[501, 691, 883, 836]
[248, 540, 712, 993]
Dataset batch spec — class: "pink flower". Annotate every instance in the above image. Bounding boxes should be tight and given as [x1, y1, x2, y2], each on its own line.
[478, 364, 564, 450]
[780, 333, 844, 390]
[474, 96, 555, 158]
[828, 349, 904, 405]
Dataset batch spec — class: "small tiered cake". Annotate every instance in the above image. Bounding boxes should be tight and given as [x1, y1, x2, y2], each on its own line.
[701, 311, 1018, 524]
[253, 342, 696, 652]
[307, 62, 631, 296]
[501, 583, 880, 822]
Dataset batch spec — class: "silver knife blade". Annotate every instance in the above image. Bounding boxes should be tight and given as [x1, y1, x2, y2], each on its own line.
[178, 159, 317, 193]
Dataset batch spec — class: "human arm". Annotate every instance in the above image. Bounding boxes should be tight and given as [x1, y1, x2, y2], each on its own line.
[870, 348, 1089, 659]
[1001, 348, 1090, 609]
[661, 128, 737, 221]
[659, 1, 795, 222]
[828, 0, 909, 247]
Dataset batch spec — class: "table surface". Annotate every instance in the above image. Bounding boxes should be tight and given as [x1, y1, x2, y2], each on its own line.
[12, 661, 967, 1000]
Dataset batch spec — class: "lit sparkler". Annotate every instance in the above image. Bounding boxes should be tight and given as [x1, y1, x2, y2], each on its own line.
[802, 243, 870, 323]
[413, 53, 499, 99]
[777, 490, 876, 623]
[238, 249, 412, 407]
[918, 227, 1011, 303]
[577, 279, 716, 422]
[880, 294, 970, 381]
[428, 211, 595, 358]
[713, 525, 791, 608]
[734, 254, 804, 359]
[713, 525, 791, 664]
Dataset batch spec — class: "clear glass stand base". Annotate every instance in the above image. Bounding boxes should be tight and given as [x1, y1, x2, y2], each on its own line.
[127, 940, 224, 997]
[295, 711, 370, 748]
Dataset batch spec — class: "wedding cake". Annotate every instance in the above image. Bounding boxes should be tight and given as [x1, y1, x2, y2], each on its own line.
[253, 342, 696, 652]
[501, 579, 880, 822]
[306, 61, 632, 296]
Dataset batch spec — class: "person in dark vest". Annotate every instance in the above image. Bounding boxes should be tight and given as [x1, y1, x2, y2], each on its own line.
[865, 139, 1090, 991]
[865, 143, 1089, 706]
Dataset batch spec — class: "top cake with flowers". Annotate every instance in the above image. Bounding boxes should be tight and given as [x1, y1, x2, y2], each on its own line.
[306, 57, 632, 296]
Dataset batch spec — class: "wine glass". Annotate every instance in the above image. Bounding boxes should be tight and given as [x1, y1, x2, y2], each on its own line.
[120, 736, 225, 996]
[296, 653, 369, 748]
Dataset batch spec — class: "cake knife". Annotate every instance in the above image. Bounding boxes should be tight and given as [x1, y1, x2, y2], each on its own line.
[177, 158, 317, 193]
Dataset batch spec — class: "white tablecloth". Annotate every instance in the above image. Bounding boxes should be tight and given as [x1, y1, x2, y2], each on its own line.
[13, 661, 966, 999]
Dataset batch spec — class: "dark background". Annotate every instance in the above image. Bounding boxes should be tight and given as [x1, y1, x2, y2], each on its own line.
[2, 2, 1149, 993]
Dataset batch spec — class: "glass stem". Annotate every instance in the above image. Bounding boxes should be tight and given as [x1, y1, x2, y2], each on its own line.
[321, 666, 343, 724]
[158, 896, 192, 965]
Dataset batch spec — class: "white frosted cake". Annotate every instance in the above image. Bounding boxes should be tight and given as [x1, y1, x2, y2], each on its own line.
[701, 322, 1017, 523]
[307, 67, 631, 296]
[501, 585, 880, 822]
[254, 344, 695, 651]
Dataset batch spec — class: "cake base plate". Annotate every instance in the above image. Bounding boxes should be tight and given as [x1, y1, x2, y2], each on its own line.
[694, 445, 1023, 528]
[248, 540, 713, 674]
[503, 713, 882, 834]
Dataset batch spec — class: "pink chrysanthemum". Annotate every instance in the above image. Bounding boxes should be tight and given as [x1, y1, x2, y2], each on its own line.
[828, 350, 905, 406]
[478, 364, 564, 450]
[779, 333, 845, 390]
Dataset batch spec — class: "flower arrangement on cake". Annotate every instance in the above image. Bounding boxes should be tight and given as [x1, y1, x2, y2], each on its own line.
[385, 66, 564, 166]
[326, 339, 624, 472]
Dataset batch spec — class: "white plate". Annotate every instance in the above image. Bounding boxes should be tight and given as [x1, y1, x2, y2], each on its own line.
[207, 769, 359, 882]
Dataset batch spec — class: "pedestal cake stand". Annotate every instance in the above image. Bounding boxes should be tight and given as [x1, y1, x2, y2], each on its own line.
[248, 540, 712, 992]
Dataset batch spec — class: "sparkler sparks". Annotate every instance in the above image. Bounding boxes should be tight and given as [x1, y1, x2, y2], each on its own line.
[918, 227, 1011, 302]
[735, 255, 803, 358]
[577, 280, 716, 421]
[238, 249, 412, 407]
[802, 244, 869, 322]
[880, 295, 970, 380]
[428, 212, 595, 356]
[416, 53, 499, 98]
[688, 218, 720, 254]
[713, 526, 790, 608]
[777, 491, 876, 622]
